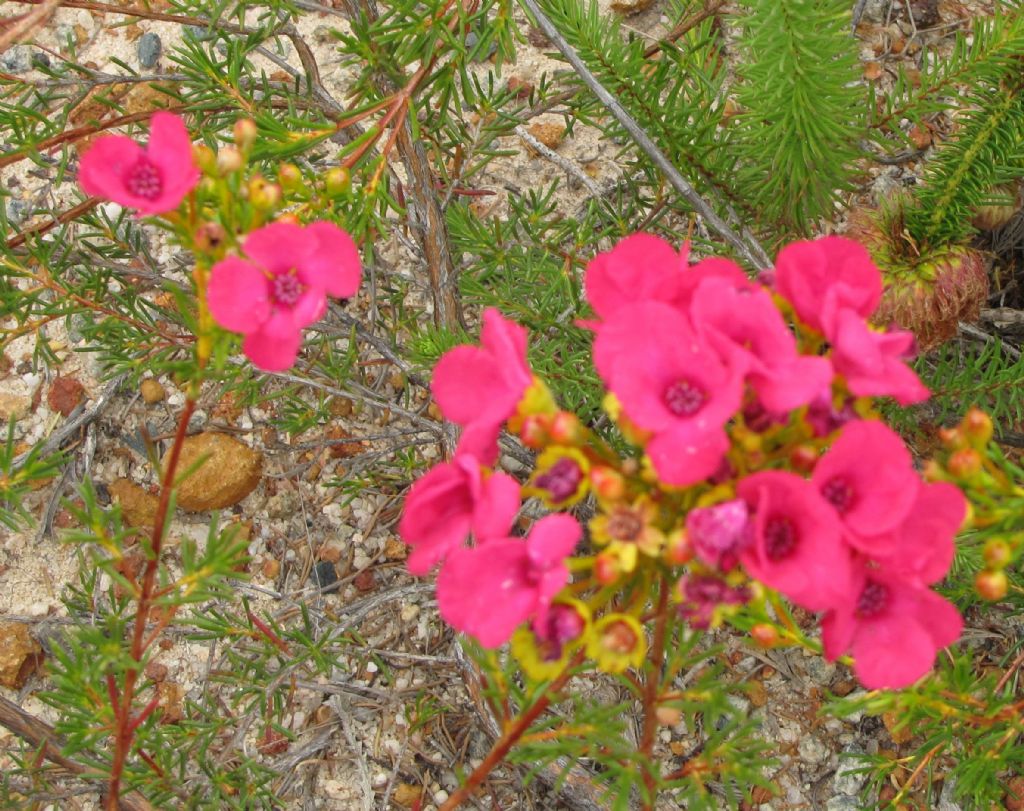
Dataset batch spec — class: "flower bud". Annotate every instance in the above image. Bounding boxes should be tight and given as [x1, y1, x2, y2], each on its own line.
[789, 445, 818, 473]
[962, 408, 993, 446]
[939, 425, 965, 450]
[594, 551, 620, 585]
[664, 529, 694, 565]
[233, 117, 258, 151]
[947, 448, 982, 479]
[922, 459, 944, 482]
[590, 466, 625, 502]
[325, 167, 351, 195]
[975, 569, 1008, 601]
[549, 411, 582, 445]
[193, 221, 226, 252]
[249, 176, 282, 209]
[982, 539, 1011, 570]
[194, 144, 217, 174]
[217, 146, 243, 174]
[278, 162, 302, 190]
[518, 414, 547, 448]
[750, 623, 781, 648]
[274, 212, 301, 226]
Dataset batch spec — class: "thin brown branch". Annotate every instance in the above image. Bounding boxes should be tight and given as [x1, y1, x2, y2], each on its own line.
[0, 695, 154, 811]
[0, 0, 61, 51]
[642, 0, 727, 59]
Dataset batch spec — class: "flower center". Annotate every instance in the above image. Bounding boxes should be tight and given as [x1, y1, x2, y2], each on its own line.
[125, 157, 163, 200]
[533, 458, 583, 503]
[763, 516, 797, 561]
[607, 508, 643, 542]
[856, 580, 889, 618]
[821, 476, 855, 514]
[272, 273, 305, 306]
[601, 620, 637, 654]
[663, 379, 707, 417]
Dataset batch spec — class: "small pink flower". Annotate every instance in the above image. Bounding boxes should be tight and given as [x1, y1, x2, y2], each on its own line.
[738, 471, 852, 611]
[432, 309, 533, 465]
[774, 237, 882, 335]
[829, 309, 930, 405]
[398, 455, 521, 575]
[812, 420, 920, 543]
[690, 276, 833, 412]
[436, 514, 581, 648]
[207, 221, 361, 371]
[822, 565, 963, 689]
[78, 111, 199, 215]
[849, 481, 964, 585]
[593, 302, 745, 486]
[686, 499, 751, 570]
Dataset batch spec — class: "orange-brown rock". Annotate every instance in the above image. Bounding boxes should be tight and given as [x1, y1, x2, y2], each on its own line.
[0, 623, 44, 689]
[172, 433, 262, 511]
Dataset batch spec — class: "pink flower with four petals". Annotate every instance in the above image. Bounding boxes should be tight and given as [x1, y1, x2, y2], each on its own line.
[206, 221, 361, 371]
[78, 111, 200, 215]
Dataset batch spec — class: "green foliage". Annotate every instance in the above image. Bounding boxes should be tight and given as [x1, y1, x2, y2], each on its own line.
[731, 0, 864, 235]
[917, 339, 1024, 428]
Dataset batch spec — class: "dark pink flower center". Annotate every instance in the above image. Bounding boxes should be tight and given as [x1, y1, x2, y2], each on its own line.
[821, 476, 855, 514]
[663, 378, 707, 417]
[534, 457, 583, 503]
[125, 157, 163, 200]
[272, 273, 305, 306]
[535, 604, 585, 660]
[763, 516, 797, 561]
[855, 580, 889, 618]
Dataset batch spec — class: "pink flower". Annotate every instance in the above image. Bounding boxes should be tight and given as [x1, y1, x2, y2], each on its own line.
[811, 420, 920, 544]
[774, 237, 882, 335]
[738, 471, 852, 611]
[593, 302, 745, 486]
[686, 499, 751, 570]
[432, 309, 533, 465]
[207, 221, 361, 371]
[822, 565, 963, 689]
[848, 481, 964, 585]
[829, 309, 930, 405]
[690, 276, 833, 412]
[78, 111, 199, 215]
[436, 514, 581, 648]
[398, 455, 521, 575]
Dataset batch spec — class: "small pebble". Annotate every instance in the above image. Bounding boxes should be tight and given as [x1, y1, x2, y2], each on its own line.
[310, 560, 338, 591]
[54, 24, 78, 50]
[31, 52, 51, 70]
[140, 378, 166, 404]
[465, 31, 497, 61]
[137, 33, 162, 68]
[5, 199, 30, 226]
[1, 45, 32, 74]
[434, 790, 449, 805]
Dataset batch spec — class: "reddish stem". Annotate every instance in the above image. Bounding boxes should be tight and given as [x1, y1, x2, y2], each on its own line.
[106, 398, 195, 811]
[638, 574, 671, 809]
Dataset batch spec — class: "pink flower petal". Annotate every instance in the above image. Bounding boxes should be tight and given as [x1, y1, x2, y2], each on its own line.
[300, 221, 362, 298]
[290, 287, 328, 329]
[243, 222, 313, 275]
[830, 310, 930, 405]
[207, 257, 271, 334]
[78, 136, 145, 203]
[242, 311, 303, 371]
[399, 461, 475, 575]
[436, 541, 539, 648]
[472, 469, 522, 540]
[432, 346, 511, 425]
[584, 233, 683, 320]
[525, 513, 581, 569]
[646, 424, 730, 487]
[145, 111, 199, 207]
[851, 614, 937, 689]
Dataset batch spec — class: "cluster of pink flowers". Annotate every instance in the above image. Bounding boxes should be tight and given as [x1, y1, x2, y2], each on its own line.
[399, 310, 582, 645]
[401, 232, 966, 691]
[78, 113, 362, 372]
